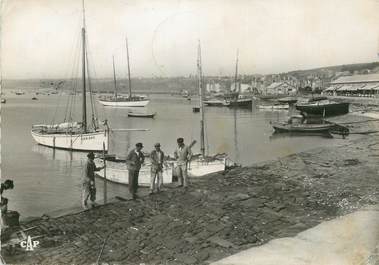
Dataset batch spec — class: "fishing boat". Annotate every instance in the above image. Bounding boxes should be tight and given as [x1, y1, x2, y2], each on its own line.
[98, 37, 149, 107]
[97, 158, 173, 186]
[272, 115, 335, 133]
[224, 51, 252, 108]
[32, 4, 151, 152]
[180, 41, 228, 177]
[278, 97, 297, 104]
[273, 122, 335, 133]
[203, 98, 225, 106]
[127, 111, 156, 118]
[257, 104, 289, 110]
[31, 2, 110, 152]
[96, 42, 230, 186]
[296, 98, 349, 116]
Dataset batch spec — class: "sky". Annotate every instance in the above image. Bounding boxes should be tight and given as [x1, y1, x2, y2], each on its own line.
[1, 0, 379, 79]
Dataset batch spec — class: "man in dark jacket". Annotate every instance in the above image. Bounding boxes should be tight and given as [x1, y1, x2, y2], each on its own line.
[82, 152, 104, 209]
[150, 143, 165, 194]
[126, 143, 145, 199]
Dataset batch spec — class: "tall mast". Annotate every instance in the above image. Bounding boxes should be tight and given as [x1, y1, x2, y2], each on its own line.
[126, 37, 132, 98]
[197, 40, 205, 157]
[112, 56, 117, 99]
[234, 49, 239, 94]
[81, 0, 87, 133]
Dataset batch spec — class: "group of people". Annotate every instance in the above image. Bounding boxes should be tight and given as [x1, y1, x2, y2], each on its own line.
[82, 137, 192, 209]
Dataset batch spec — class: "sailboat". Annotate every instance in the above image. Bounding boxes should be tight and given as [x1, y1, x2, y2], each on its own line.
[95, 41, 231, 186]
[98, 37, 149, 107]
[180, 41, 227, 177]
[31, 2, 109, 152]
[223, 50, 253, 108]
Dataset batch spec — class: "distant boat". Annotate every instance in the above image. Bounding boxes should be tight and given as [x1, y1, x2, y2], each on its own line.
[32, 97, 38, 100]
[296, 99, 349, 116]
[278, 97, 297, 104]
[203, 98, 225, 106]
[15, 90, 24, 95]
[224, 51, 252, 108]
[127, 111, 156, 118]
[258, 104, 289, 110]
[98, 37, 150, 108]
[1, 98, 6, 104]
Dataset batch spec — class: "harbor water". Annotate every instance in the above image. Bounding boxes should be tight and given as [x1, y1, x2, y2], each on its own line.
[1, 91, 345, 218]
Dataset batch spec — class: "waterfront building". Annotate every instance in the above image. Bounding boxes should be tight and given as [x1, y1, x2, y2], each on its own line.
[265, 81, 297, 95]
[323, 73, 379, 97]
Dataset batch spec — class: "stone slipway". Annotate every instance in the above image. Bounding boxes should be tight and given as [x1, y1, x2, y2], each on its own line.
[212, 206, 379, 265]
[2, 118, 379, 265]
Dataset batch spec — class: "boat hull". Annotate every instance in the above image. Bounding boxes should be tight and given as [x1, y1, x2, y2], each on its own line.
[185, 159, 226, 177]
[258, 104, 289, 110]
[98, 99, 149, 107]
[272, 123, 335, 133]
[31, 130, 108, 151]
[295, 102, 349, 116]
[95, 158, 226, 186]
[97, 162, 173, 186]
[225, 98, 253, 107]
[128, 112, 156, 118]
[203, 100, 225, 106]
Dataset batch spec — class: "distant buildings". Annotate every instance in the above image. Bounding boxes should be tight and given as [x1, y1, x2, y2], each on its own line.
[323, 73, 379, 97]
[265, 81, 298, 95]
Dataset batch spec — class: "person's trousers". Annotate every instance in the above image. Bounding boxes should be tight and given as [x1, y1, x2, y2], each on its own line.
[129, 169, 140, 196]
[82, 183, 95, 208]
[177, 164, 188, 187]
[150, 170, 163, 192]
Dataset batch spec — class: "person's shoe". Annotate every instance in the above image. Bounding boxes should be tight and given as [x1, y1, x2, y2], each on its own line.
[177, 184, 183, 188]
[149, 191, 154, 195]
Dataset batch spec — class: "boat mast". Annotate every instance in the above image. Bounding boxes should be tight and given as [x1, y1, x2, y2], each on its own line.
[81, 0, 87, 133]
[126, 37, 132, 98]
[112, 56, 117, 99]
[197, 40, 205, 157]
[234, 49, 239, 95]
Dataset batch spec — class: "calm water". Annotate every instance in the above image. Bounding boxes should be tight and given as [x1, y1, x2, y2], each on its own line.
[1, 91, 345, 218]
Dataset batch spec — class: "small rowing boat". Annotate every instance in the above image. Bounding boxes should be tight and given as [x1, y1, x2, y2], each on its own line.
[127, 112, 156, 118]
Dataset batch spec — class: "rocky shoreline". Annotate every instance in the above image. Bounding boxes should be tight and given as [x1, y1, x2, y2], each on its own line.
[2, 116, 379, 265]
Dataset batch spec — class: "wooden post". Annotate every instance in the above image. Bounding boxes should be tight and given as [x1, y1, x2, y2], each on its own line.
[103, 142, 107, 204]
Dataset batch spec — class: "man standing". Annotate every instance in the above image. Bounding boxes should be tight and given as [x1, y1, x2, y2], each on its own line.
[174, 138, 192, 188]
[126, 143, 145, 199]
[150, 143, 165, 194]
[82, 152, 104, 209]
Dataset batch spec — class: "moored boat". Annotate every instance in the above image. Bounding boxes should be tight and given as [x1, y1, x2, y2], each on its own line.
[97, 158, 173, 186]
[258, 104, 289, 110]
[127, 111, 156, 118]
[296, 100, 349, 116]
[98, 37, 150, 108]
[31, 2, 110, 152]
[272, 122, 335, 133]
[278, 97, 297, 104]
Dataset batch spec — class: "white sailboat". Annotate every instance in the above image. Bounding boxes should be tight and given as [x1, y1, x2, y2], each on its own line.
[178, 41, 227, 178]
[98, 37, 149, 107]
[31, 2, 109, 152]
[96, 41, 229, 186]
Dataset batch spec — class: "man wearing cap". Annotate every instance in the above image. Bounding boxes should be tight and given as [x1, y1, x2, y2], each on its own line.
[174, 138, 192, 188]
[150, 143, 165, 194]
[126, 143, 145, 199]
[82, 152, 105, 209]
